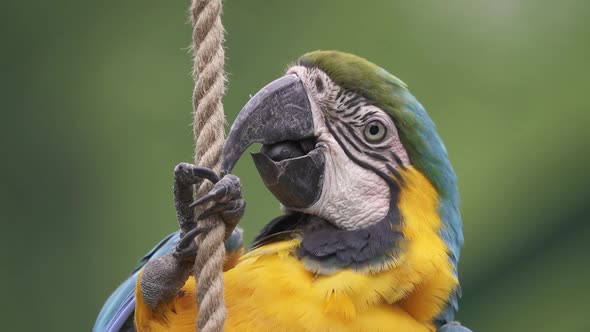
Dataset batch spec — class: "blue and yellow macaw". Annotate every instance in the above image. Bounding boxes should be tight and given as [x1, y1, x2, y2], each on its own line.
[95, 51, 471, 332]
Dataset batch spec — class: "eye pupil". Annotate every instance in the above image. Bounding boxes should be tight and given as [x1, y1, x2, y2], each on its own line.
[369, 125, 380, 136]
[363, 120, 386, 142]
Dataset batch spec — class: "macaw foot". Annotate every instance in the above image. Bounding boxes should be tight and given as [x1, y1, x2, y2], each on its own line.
[140, 163, 245, 311]
[438, 321, 473, 332]
[174, 162, 245, 243]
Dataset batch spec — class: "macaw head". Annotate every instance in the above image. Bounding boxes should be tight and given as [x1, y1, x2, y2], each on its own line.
[222, 51, 462, 281]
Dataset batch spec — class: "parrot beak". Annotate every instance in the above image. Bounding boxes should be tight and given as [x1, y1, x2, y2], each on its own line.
[221, 74, 325, 209]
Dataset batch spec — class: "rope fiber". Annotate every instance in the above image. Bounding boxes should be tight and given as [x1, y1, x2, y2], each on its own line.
[189, 0, 227, 331]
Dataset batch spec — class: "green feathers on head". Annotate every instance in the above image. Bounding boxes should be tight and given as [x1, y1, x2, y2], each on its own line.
[297, 50, 455, 202]
[297, 50, 408, 98]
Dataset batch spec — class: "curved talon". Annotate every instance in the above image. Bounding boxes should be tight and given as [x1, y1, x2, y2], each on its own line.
[198, 202, 233, 220]
[173, 240, 197, 261]
[174, 163, 220, 185]
[176, 226, 210, 251]
[221, 199, 246, 222]
[187, 165, 221, 184]
[189, 185, 226, 208]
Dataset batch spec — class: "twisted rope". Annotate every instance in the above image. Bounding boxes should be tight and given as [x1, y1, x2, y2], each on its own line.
[190, 0, 227, 331]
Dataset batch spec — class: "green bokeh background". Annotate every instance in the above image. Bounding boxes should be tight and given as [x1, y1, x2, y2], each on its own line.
[2, 1, 589, 331]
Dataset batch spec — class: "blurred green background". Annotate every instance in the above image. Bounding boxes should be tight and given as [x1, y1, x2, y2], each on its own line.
[2, 0, 589, 331]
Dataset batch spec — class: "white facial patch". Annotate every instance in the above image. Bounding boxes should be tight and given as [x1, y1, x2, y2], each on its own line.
[286, 66, 391, 230]
[306, 137, 391, 230]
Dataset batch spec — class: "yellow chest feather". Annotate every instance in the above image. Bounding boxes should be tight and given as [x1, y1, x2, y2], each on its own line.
[136, 168, 457, 332]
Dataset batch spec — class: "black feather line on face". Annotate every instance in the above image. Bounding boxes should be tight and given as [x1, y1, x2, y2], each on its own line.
[341, 121, 389, 152]
[347, 99, 363, 110]
[336, 125, 363, 154]
[365, 151, 389, 162]
[390, 151, 406, 169]
[338, 90, 352, 103]
[386, 163, 405, 185]
[293, 121, 405, 272]
[326, 121, 401, 196]
[336, 123, 389, 163]
[342, 106, 362, 118]
[344, 94, 363, 108]
[358, 110, 378, 123]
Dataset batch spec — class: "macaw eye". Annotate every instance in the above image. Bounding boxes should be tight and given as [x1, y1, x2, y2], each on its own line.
[364, 120, 386, 142]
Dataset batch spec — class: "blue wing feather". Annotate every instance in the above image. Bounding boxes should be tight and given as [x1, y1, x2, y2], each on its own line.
[93, 232, 180, 332]
[438, 322, 473, 332]
[94, 228, 244, 332]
